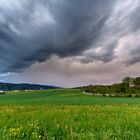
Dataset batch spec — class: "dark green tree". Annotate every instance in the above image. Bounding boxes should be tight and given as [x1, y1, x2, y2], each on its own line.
[133, 77, 140, 87]
[122, 77, 132, 84]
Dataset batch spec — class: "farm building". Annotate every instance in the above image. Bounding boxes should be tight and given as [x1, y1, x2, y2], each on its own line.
[0, 90, 5, 94]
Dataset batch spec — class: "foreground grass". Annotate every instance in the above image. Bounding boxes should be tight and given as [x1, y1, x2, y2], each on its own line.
[0, 89, 140, 139]
[1, 104, 140, 140]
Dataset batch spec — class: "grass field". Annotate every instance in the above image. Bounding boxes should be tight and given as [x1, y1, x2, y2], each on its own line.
[1, 89, 140, 139]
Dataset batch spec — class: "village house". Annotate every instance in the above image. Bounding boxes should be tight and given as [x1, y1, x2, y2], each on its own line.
[0, 90, 5, 94]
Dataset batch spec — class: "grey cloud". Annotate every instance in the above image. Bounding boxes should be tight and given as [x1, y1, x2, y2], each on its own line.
[0, 0, 140, 74]
[0, 0, 115, 73]
[84, 0, 140, 65]
[125, 45, 140, 65]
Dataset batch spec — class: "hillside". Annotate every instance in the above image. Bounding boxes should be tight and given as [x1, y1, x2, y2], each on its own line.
[0, 82, 59, 91]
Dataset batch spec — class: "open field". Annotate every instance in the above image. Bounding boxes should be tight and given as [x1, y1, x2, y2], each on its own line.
[1, 89, 140, 139]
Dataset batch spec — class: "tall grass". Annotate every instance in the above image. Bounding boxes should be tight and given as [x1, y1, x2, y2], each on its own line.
[0, 104, 140, 140]
[0, 89, 140, 139]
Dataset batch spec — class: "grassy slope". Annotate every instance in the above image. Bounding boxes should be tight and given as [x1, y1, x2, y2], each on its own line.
[1, 88, 140, 105]
[0, 89, 140, 139]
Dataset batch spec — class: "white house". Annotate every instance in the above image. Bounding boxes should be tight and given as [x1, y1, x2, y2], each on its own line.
[129, 82, 134, 88]
[0, 90, 5, 94]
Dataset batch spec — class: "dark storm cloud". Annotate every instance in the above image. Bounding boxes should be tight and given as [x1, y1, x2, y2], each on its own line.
[23, 14, 109, 64]
[0, 0, 115, 72]
[0, 0, 140, 73]
[123, 4, 140, 65]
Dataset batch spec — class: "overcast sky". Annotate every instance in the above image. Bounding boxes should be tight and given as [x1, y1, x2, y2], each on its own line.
[0, 0, 140, 87]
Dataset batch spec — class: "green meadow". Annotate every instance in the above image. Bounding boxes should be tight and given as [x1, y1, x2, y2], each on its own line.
[1, 89, 140, 140]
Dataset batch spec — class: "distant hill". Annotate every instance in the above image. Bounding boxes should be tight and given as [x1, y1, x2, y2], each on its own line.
[0, 82, 59, 91]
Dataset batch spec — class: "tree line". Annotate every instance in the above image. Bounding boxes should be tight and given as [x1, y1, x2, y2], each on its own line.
[81, 77, 140, 97]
